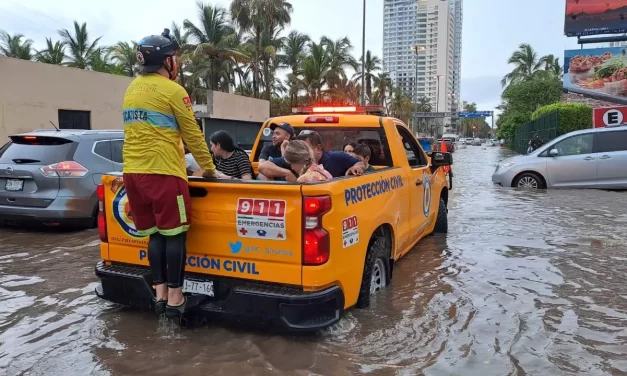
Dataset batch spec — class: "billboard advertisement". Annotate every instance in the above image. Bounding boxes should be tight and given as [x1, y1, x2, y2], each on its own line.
[564, 46, 627, 104]
[565, 0, 627, 37]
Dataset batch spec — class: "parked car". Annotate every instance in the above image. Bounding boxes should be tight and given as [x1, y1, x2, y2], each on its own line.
[457, 139, 467, 149]
[486, 139, 497, 147]
[465, 137, 473, 144]
[436, 138, 455, 153]
[492, 125, 627, 189]
[0, 129, 124, 228]
[472, 138, 482, 146]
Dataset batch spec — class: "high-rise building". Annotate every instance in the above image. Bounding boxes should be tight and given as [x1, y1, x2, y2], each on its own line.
[383, 0, 463, 132]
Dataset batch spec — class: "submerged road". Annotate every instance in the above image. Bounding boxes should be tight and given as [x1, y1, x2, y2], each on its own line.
[1, 145, 626, 375]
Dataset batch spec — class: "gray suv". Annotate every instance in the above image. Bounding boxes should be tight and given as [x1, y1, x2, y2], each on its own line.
[0, 129, 124, 228]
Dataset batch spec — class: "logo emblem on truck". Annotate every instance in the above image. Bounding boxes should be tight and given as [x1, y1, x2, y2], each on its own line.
[112, 186, 143, 238]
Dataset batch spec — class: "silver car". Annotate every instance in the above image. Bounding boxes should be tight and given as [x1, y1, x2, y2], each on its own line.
[0, 129, 124, 228]
[492, 125, 627, 189]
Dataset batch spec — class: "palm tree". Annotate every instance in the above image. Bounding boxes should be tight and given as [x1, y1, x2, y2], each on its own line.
[35, 38, 65, 64]
[183, 2, 247, 92]
[111, 41, 137, 77]
[500, 43, 550, 88]
[372, 72, 392, 109]
[540, 54, 563, 79]
[299, 40, 331, 102]
[230, 0, 293, 98]
[58, 21, 102, 69]
[353, 50, 381, 103]
[322, 36, 358, 91]
[171, 22, 191, 89]
[0, 31, 33, 60]
[90, 47, 116, 73]
[279, 30, 309, 106]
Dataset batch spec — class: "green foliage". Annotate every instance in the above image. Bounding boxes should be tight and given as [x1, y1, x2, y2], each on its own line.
[495, 77, 563, 139]
[531, 102, 592, 134]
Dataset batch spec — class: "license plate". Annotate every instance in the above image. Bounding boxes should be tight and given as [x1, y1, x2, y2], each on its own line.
[5, 179, 24, 191]
[183, 279, 214, 296]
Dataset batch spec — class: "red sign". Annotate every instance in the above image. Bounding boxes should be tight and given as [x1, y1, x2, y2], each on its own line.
[236, 198, 285, 218]
[342, 216, 358, 231]
[592, 106, 627, 128]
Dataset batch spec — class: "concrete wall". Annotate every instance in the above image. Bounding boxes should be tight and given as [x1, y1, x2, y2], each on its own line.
[0, 56, 132, 141]
[207, 90, 269, 122]
[0, 56, 270, 142]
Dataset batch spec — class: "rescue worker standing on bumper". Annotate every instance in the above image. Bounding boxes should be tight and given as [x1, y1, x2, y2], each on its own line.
[122, 28, 224, 318]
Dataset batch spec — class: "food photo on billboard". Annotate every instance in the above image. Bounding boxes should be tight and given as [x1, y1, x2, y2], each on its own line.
[565, 0, 627, 37]
[563, 47, 627, 104]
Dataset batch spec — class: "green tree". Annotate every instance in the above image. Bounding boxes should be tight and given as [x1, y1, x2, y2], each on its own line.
[501, 43, 556, 88]
[278, 30, 309, 106]
[111, 41, 138, 77]
[0, 31, 33, 60]
[35, 38, 65, 64]
[58, 21, 102, 69]
[496, 77, 563, 139]
[352, 50, 381, 103]
[184, 2, 246, 92]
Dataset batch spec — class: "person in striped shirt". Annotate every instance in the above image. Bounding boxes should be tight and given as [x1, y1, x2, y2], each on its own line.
[208, 130, 253, 180]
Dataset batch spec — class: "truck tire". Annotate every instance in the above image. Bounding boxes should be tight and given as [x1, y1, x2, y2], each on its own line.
[433, 198, 448, 234]
[356, 235, 391, 309]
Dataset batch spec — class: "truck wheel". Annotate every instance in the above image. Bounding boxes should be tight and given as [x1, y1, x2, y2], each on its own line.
[356, 235, 391, 309]
[433, 198, 448, 234]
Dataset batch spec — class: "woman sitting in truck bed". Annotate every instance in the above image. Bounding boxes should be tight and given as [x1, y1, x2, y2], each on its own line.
[208, 130, 253, 180]
[283, 140, 332, 183]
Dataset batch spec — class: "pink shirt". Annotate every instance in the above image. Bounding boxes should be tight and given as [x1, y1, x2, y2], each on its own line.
[297, 163, 332, 183]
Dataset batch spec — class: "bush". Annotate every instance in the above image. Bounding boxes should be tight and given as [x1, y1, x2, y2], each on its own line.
[531, 103, 592, 134]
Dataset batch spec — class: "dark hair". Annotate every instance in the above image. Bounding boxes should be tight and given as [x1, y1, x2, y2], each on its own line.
[296, 130, 323, 149]
[209, 130, 243, 152]
[343, 142, 357, 151]
[353, 143, 372, 158]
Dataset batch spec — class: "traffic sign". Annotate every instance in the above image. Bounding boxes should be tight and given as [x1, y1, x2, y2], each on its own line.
[458, 111, 493, 118]
[593, 106, 627, 128]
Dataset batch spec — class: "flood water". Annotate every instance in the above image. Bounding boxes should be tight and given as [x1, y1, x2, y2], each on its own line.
[1, 145, 626, 376]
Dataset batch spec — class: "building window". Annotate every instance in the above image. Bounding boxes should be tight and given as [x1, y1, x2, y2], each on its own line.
[58, 110, 91, 130]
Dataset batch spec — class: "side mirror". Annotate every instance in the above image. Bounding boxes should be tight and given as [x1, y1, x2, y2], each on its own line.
[549, 148, 559, 157]
[430, 151, 453, 168]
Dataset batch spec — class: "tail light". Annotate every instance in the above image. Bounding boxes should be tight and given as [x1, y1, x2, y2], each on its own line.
[40, 161, 88, 177]
[303, 196, 331, 265]
[97, 184, 108, 243]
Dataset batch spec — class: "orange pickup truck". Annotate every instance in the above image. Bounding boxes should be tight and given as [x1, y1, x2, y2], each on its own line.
[94, 105, 452, 332]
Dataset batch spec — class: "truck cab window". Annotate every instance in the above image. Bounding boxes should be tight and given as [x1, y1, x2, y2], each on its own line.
[395, 124, 426, 167]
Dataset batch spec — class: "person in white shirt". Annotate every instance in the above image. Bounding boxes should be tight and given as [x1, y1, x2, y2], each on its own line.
[184, 145, 200, 174]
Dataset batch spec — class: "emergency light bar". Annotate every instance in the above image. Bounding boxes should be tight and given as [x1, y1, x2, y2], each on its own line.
[292, 105, 386, 115]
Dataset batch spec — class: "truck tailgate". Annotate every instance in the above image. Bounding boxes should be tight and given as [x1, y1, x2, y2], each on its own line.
[105, 176, 303, 286]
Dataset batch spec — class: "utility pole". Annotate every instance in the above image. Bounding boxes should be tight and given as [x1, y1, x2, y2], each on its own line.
[360, 0, 366, 106]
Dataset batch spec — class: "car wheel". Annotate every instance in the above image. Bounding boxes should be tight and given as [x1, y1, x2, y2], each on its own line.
[513, 172, 545, 189]
[356, 234, 391, 308]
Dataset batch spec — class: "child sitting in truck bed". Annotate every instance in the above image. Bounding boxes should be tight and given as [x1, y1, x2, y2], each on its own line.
[283, 140, 332, 183]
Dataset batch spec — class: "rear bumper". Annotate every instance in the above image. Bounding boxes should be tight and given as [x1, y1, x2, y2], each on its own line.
[94, 261, 344, 332]
[0, 196, 95, 227]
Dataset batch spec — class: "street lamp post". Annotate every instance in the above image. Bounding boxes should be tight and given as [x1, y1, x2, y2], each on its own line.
[434, 74, 443, 137]
[410, 45, 425, 134]
[360, 0, 366, 106]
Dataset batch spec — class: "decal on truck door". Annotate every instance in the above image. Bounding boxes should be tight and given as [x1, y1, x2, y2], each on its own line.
[236, 198, 287, 240]
[342, 215, 359, 248]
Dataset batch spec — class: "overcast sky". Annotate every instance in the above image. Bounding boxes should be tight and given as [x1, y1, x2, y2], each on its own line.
[0, 0, 583, 112]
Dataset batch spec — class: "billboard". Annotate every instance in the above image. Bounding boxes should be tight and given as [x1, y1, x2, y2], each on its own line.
[563, 46, 627, 104]
[565, 0, 627, 37]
